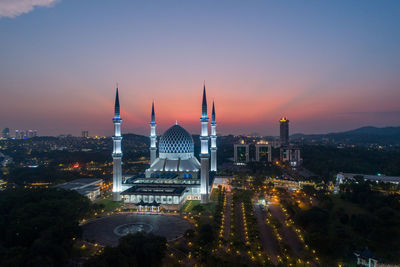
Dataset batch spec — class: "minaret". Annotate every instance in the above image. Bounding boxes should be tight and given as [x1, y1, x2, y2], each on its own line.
[200, 84, 210, 203]
[112, 85, 123, 201]
[149, 101, 157, 165]
[210, 101, 217, 172]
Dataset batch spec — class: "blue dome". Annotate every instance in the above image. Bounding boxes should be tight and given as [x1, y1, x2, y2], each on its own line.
[159, 124, 194, 155]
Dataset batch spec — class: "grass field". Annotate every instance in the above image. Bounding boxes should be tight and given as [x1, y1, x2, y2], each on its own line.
[96, 195, 122, 212]
[181, 200, 200, 213]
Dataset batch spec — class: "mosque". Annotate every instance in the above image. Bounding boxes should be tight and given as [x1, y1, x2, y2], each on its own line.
[111, 84, 217, 210]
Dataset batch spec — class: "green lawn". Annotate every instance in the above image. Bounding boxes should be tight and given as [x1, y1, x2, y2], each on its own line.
[181, 200, 200, 213]
[181, 200, 216, 215]
[96, 195, 122, 212]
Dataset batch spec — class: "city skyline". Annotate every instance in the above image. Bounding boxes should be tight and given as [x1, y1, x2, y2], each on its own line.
[1, 0, 400, 136]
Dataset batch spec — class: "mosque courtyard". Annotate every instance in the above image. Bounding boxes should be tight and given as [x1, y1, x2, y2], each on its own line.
[82, 214, 193, 246]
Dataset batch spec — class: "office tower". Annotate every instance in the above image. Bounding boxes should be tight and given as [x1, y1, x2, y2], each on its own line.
[280, 117, 289, 145]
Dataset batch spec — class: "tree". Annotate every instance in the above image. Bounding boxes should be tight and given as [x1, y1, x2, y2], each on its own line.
[85, 233, 167, 267]
[0, 188, 92, 266]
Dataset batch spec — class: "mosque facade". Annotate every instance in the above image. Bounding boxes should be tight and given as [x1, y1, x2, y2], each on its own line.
[111, 84, 217, 210]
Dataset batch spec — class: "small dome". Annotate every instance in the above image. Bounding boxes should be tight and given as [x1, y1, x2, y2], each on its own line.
[159, 124, 194, 159]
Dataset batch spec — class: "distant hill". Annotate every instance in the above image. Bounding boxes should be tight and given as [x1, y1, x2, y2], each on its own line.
[291, 126, 400, 145]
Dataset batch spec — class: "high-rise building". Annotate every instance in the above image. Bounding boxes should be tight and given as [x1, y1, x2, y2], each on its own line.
[234, 142, 250, 164]
[82, 131, 89, 138]
[255, 142, 272, 162]
[280, 146, 302, 169]
[1, 128, 10, 139]
[280, 117, 289, 145]
[112, 85, 123, 201]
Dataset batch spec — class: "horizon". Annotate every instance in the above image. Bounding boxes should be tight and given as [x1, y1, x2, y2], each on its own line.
[1, 1, 400, 136]
[3, 124, 400, 138]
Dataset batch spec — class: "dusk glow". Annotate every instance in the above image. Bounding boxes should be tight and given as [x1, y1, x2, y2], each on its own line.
[1, 0, 399, 136]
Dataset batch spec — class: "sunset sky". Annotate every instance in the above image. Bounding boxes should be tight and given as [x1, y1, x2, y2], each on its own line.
[0, 0, 399, 136]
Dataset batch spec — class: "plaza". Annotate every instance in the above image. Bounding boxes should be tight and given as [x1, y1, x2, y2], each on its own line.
[82, 214, 192, 246]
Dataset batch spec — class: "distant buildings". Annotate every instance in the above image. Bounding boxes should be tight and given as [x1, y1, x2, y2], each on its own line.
[82, 131, 89, 138]
[280, 117, 289, 145]
[15, 129, 37, 139]
[233, 140, 272, 164]
[280, 146, 302, 169]
[233, 116, 302, 168]
[1, 128, 10, 139]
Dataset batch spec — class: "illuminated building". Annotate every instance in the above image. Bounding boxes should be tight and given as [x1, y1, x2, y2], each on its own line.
[200, 85, 210, 203]
[149, 101, 157, 165]
[112, 85, 123, 201]
[210, 101, 217, 172]
[114, 84, 216, 209]
[82, 130, 89, 138]
[57, 178, 103, 201]
[280, 146, 301, 168]
[255, 142, 272, 162]
[234, 141, 250, 164]
[279, 116, 289, 145]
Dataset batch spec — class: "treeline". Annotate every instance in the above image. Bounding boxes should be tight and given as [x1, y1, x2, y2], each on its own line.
[301, 145, 400, 181]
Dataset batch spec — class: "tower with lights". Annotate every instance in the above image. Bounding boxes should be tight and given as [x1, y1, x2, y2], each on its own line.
[200, 85, 210, 203]
[112, 85, 123, 201]
[280, 116, 289, 145]
[150, 101, 157, 165]
[210, 101, 217, 172]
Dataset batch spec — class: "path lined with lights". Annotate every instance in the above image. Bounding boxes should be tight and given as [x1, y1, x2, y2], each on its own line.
[269, 204, 304, 256]
[223, 191, 232, 240]
[234, 201, 246, 243]
[254, 204, 279, 265]
[269, 203, 319, 266]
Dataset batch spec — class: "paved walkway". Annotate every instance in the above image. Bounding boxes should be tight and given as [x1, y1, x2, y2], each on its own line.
[254, 204, 280, 265]
[269, 204, 319, 267]
[82, 214, 192, 246]
[269, 204, 304, 256]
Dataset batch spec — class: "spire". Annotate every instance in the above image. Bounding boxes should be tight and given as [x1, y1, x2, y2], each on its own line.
[114, 85, 120, 117]
[202, 82, 207, 118]
[151, 101, 155, 123]
[212, 100, 216, 123]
